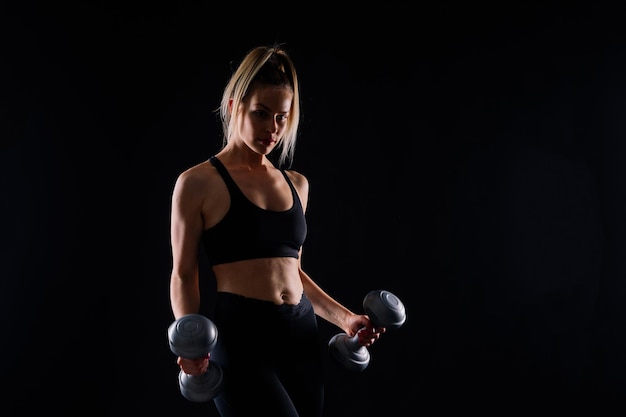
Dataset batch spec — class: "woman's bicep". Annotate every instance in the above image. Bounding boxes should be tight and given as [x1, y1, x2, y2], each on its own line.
[170, 174, 204, 276]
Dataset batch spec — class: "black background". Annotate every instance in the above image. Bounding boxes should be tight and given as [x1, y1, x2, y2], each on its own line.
[2, 1, 625, 415]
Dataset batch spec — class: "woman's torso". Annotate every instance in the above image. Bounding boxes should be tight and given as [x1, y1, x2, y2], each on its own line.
[198, 156, 308, 305]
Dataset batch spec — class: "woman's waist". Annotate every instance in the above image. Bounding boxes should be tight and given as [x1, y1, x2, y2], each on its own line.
[213, 291, 313, 324]
[213, 257, 303, 305]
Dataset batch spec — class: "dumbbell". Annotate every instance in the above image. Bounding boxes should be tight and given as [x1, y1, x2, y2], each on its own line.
[167, 314, 224, 402]
[328, 290, 406, 372]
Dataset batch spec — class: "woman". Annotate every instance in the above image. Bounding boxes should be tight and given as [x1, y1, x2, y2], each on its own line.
[169, 44, 385, 417]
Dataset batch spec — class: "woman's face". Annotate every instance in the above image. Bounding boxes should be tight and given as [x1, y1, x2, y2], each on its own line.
[236, 84, 293, 156]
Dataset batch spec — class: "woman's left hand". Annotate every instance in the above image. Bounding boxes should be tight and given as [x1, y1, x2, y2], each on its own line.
[357, 323, 386, 347]
[348, 314, 386, 347]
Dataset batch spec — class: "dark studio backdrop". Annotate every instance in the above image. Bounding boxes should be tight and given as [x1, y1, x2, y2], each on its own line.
[1, 1, 625, 415]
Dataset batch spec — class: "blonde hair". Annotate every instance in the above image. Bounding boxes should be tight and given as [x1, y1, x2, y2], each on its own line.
[217, 44, 301, 168]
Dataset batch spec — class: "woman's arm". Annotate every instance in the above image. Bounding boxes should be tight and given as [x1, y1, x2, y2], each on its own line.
[169, 168, 206, 319]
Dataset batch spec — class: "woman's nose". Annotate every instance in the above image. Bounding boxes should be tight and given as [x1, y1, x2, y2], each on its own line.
[266, 119, 278, 133]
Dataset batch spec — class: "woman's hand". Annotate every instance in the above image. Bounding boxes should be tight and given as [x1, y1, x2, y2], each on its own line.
[357, 324, 386, 347]
[177, 353, 210, 375]
[346, 314, 386, 347]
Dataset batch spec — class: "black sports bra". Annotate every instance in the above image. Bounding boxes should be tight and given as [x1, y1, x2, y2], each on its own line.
[201, 156, 307, 266]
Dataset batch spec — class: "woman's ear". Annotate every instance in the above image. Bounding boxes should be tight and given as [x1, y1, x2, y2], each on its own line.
[228, 98, 233, 114]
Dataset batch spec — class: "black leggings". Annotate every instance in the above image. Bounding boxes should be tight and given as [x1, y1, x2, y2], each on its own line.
[211, 292, 324, 417]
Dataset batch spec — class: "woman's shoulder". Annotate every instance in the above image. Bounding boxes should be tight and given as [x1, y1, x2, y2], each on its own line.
[284, 169, 309, 208]
[174, 159, 223, 194]
[284, 168, 308, 188]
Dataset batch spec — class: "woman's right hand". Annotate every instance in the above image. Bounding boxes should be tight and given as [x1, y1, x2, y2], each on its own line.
[177, 353, 210, 375]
